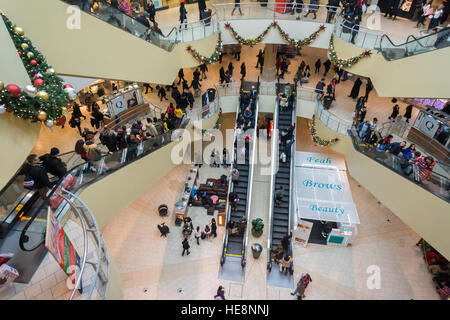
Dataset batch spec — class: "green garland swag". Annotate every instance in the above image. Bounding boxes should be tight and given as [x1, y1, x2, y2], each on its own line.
[328, 34, 372, 68]
[224, 21, 326, 48]
[0, 12, 69, 124]
[187, 33, 223, 64]
[309, 115, 339, 147]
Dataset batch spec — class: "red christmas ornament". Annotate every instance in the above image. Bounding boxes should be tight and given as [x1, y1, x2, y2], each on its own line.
[6, 84, 21, 98]
[30, 60, 38, 66]
[67, 103, 72, 110]
[34, 78, 44, 87]
[18, 51, 22, 56]
[62, 84, 73, 90]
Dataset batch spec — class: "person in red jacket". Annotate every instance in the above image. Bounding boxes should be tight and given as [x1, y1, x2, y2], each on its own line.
[166, 103, 175, 118]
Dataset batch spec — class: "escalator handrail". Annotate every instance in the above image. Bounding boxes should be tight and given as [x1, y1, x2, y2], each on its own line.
[267, 95, 280, 270]
[287, 88, 297, 261]
[18, 120, 191, 251]
[241, 96, 259, 267]
[220, 90, 243, 266]
[380, 27, 450, 48]
[60, 0, 177, 48]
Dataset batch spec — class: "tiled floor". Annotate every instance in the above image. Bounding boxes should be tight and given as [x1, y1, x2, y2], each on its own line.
[97, 116, 439, 300]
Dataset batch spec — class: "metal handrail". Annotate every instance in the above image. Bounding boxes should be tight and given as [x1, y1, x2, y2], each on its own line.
[241, 96, 259, 268]
[59, 193, 88, 300]
[287, 86, 297, 269]
[266, 95, 279, 271]
[220, 90, 241, 266]
[61, 188, 107, 300]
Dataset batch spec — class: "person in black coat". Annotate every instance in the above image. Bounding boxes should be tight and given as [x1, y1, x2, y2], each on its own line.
[177, 68, 185, 85]
[187, 91, 195, 110]
[182, 237, 191, 256]
[19, 154, 55, 197]
[158, 86, 168, 101]
[281, 231, 292, 253]
[388, 104, 400, 121]
[349, 77, 363, 99]
[365, 78, 373, 101]
[240, 62, 246, 80]
[179, 3, 187, 30]
[219, 67, 226, 84]
[72, 102, 86, 119]
[227, 62, 234, 77]
[323, 59, 332, 76]
[314, 59, 321, 74]
[39, 148, 67, 179]
[404, 105, 413, 123]
[200, 63, 208, 80]
[197, 0, 207, 20]
[144, 0, 156, 23]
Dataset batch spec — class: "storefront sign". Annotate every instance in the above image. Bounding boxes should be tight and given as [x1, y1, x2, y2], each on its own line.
[419, 115, 440, 138]
[109, 95, 126, 117]
[296, 199, 360, 224]
[295, 151, 347, 171]
[293, 220, 313, 247]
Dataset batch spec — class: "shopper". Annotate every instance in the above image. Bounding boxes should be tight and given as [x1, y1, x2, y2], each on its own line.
[314, 59, 321, 74]
[404, 105, 413, 123]
[365, 78, 373, 101]
[210, 218, 217, 238]
[19, 154, 55, 197]
[72, 102, 86, 120]
[174, 106, 185, 125]
[349, 77, 363, 99]
[231, 0, 243, 16]
[69, 114, 83, 136]
[240, 62, 246, 80]
[182, 237, 191, 256]
[197, 0, 207, 20]
[200, 63, 208, 80]
[415, 155, 436, 182]
[227, 62, 234, 77]
[194, 226, 201, 245]
[39, 148, 67, 179]
[428, 4, 444, 32]
[281, 231, 292, 253]
[158, 86, 168, 101]
[326, 0, 340, 23]
[179, 2, 188, 30]
[417, 1, 433, 27]
[323, 59, 331, 77]
[304, 0, 319, 19]
[388, 104, 400, 122]
[280, 254, 292, 273]
[177, 68, 185, 85]
[275, 186, 284, 205]
[386, 140, 407, 156]
[99, 125, 118, 152]
[214, 286, 226, 300]
[291, 273, 312, 300]
[256, 49, 264, 68]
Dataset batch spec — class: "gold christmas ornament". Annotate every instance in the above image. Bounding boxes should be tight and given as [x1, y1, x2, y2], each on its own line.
[21, 43, 29, 50]
[46, 68, 55, 75]
[37, 111, 47, 121]
[61, 107, 68, 115]
[14, 27, 24, 35]
[36, 91, 49, 100]
[0, 81, 4, 90]
[26, 52, 34, 59]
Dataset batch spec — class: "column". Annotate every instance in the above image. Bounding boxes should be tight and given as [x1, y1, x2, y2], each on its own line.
[262, 44, 278, 82]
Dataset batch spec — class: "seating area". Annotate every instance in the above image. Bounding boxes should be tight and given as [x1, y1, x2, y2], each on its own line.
[190, 177, 229, 216]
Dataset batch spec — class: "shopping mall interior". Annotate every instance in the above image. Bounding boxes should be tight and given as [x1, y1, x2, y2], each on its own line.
[0, 0, 449, 301]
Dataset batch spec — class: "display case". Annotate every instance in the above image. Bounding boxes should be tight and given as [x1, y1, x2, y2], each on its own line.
[175, 167, 199, 225]
[104, 83, 144, 117]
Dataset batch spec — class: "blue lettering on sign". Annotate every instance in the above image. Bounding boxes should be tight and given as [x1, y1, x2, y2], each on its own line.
[307, 157, 332, 164]
[310, 204, 345, 216]
[302, 180, 343, 191]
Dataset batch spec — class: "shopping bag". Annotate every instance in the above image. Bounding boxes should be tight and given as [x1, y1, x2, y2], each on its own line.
[49, 187, 64, 210]
[61, 174, 75, 190]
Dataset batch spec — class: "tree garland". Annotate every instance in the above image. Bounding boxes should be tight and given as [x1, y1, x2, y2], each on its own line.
[273, 22, 326, 48]
[0, 12, 71, 126]
[224, 21, 326, 48]
[328, 34, 372, 68]
[309, 115, 339, 147]
[186, 33, 223, 64]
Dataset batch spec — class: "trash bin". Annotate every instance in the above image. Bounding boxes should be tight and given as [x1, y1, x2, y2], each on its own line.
[251, 243, 263, 259]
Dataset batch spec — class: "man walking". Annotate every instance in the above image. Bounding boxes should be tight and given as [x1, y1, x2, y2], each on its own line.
[182, 237, 191, 256]
[231, 0, 243, 16]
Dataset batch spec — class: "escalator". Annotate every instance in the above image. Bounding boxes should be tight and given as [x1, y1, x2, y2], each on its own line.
[0, 117, 190, 283]
[380, 27, 450, 60]
[267, 84, 296, 287]
[61, 0, 178, 51]
[219, 81, 259, 279]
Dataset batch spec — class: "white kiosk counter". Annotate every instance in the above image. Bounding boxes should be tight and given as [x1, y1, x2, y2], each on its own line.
[294, 152, 360, 247]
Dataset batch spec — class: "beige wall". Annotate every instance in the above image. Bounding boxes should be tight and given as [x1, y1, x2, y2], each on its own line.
[331, 36, 450, 98]
[106, 258, 124, 300]
[0, 115, 41, 190]
[0, 0, 219, 85]
[310, 117, 450, 259]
